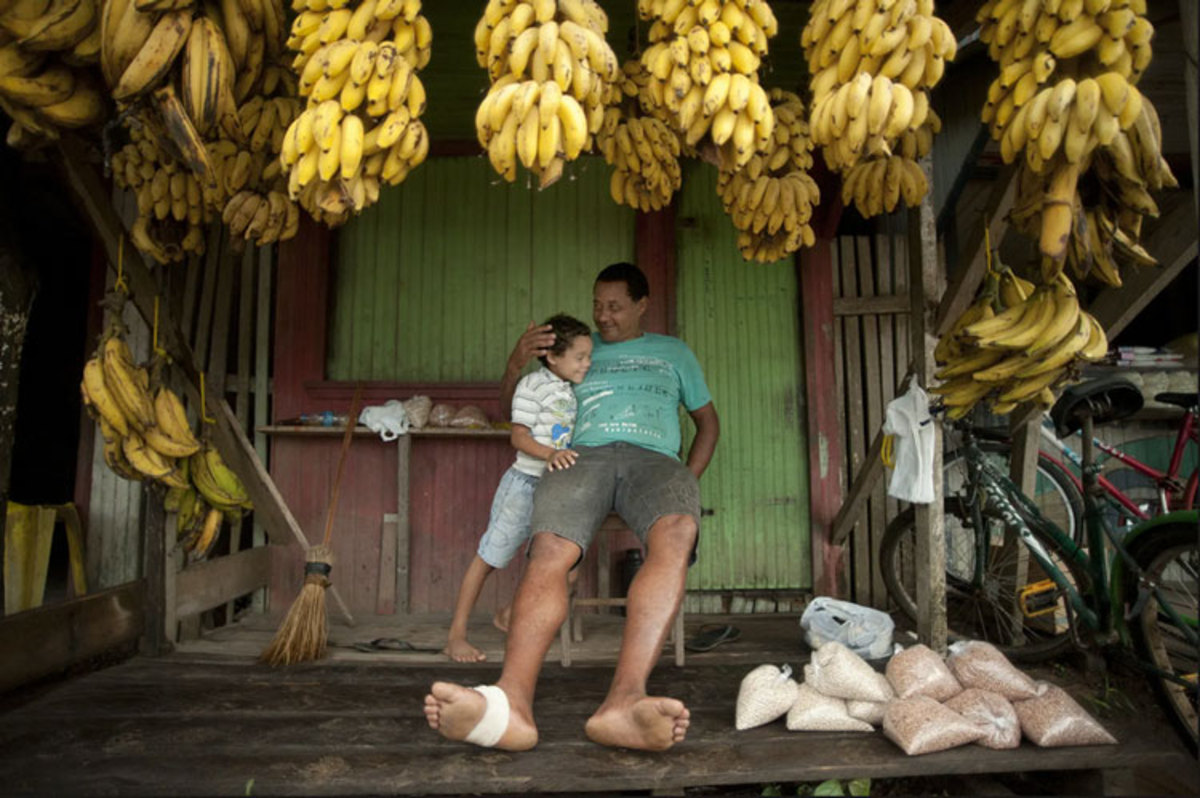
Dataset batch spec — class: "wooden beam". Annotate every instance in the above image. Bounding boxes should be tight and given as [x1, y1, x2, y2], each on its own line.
[0, 581, 144, 693]
[174, 545, 275, 618]
[1183, 0, 1199, 228]
[1089, 201, 1199, 340]
[56, 141, 355, 627]
[800, 236, 844, 597]
[934, 167, 1018, 336]
[833, 294, 911, 316]
[830, 430, 885, 547]
[908, 156, 947, 653]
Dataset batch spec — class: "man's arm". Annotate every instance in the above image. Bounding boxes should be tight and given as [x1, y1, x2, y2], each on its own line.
[685, 402, 719, 479]
[499, 321, 556, 419]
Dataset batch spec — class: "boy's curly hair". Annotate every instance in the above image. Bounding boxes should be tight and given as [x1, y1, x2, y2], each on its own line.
[538, 314, 591, 368]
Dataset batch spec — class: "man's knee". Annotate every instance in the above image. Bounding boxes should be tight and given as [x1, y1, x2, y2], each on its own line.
[645, 514, 697, 559]
[527, 531, 582, 568]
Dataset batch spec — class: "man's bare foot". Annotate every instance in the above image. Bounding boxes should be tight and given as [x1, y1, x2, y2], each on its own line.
[442, 638, 486, 663]
[584, 696, 690, 751]
[493, 605, 512, 634]
[423, 682, 538, 751]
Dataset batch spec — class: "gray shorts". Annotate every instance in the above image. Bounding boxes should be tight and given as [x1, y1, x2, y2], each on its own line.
[529, 443, 701, 558]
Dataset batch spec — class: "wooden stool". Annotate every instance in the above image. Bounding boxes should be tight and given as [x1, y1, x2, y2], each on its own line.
[3, 502, 87, 615]
[560, 514, 685, 667]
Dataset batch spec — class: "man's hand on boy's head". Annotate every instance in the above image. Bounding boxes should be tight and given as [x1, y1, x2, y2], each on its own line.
[510, 321, 557, 369]
[546, 449, 579, 471]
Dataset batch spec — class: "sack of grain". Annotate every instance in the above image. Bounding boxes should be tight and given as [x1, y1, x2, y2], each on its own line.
[886, 644, 962, 701]
[944, 688, 1021, 750]
[1013, 684, 1117, 747]
[786, 684, 874, 732]
[883, 696, 988, 755]
[403, 395, 432, 428]
[846, 699, 887, 726]
[735, 664, 800, 730]
[806, 641, 895, 703]
[947, 640, 1040, 700]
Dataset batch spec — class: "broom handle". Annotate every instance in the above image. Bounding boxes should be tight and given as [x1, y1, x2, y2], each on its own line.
[321, 384, 364, 548]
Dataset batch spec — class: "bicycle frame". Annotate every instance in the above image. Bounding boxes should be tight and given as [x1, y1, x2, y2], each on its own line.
[963, 426, 1200, 657]
[1037, 407, 1199, 522]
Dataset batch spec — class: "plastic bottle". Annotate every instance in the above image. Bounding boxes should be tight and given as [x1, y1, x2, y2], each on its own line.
[298, 411, 351, 427]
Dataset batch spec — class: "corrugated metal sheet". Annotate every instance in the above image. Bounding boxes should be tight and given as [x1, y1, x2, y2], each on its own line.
[329, 156, 635, 381]
[675, 162, 811, 591]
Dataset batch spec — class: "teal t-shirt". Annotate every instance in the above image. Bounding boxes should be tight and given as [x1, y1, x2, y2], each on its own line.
[572, 332, 712, 459]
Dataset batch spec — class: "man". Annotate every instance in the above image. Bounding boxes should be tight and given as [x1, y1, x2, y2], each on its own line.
[424, 262, 719, 752]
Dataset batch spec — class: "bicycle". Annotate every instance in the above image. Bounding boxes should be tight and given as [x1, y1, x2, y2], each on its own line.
[880, 376, 1199, 750]
[940, 388, 1197, 546]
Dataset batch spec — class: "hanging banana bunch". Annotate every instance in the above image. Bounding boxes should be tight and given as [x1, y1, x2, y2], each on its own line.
[281, 0, 432, 227]
[0, 0, 106, 147]
[977, 0, 1176, 284]
[716, 88, 821, 262]
[636, 0, 777, 170]
[932, 264, 1108, 419]
[593, 57, 683, 213]
[472, 0, 619, 188]
[802, 0, 955, 217]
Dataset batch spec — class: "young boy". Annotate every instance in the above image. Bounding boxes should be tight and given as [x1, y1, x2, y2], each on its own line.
[443, 314, 593, 662]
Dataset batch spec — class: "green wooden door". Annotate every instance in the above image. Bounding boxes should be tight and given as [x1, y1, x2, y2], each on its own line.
[329, 156, 634, 381]
[675, 162, 811, 591]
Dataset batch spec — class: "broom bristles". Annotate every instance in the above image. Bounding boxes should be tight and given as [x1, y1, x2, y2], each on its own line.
[260, 545, 333, 666]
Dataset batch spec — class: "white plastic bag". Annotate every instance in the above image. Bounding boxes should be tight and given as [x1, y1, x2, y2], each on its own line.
[806, 641, 895, 703]
[358, 400, 409, 441]
[800, 597, 895, 660]
[735, 664, 800, 730]
[882, 382, 936, 503]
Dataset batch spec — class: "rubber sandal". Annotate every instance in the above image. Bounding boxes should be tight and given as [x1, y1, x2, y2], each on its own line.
[350, 637, 443, 653]
[685, 624, 741, 652]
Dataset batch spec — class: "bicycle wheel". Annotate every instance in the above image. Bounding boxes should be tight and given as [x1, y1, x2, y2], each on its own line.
[880, 500, 1090, 661]
[944, 440, 1084, 544]
[1126, 523, 1200, 752]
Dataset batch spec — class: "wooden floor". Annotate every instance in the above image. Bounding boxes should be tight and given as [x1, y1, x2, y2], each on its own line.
[0, 613, 1195, 796]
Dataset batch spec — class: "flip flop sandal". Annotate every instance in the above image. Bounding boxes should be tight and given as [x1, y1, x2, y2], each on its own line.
[685, 624, 741, 652]
[349, 637, 443, 653]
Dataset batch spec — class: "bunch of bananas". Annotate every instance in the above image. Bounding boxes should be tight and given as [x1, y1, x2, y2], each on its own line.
[977, 0, 1175, 279]
[933, 266, 1107, 419]
[110, 113, 211, 262]
[166, 484, 227, 561]
[802, 0, 954, 217]
[81, 322, 203, 488]
[472, 0, 618, 188]
[715, 89, 821, 262]
[280, 0, 431, 227]
[597, 113, 682, 212]
[637, 0, 777, 169]
[0, 0, 106, 145]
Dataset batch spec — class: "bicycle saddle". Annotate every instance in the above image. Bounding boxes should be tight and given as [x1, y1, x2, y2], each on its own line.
[1051, 376, 1144, 437]
[1154, 392, 1198, 411]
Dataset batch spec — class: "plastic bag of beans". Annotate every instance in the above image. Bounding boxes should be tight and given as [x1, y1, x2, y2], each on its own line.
[735, 664, 800, 730]
[883, 696, 987, 755]
[886, 644, 962, 701]
[944, 688, 1021, 750]
[806, 641, 895, 703]
[846, 699, 887, 726]
[786, 684, 873, 732]
[428, 403, 456, 427]
[403, 395, 432, 428]
[947, 640, 1040, 700]
[1013, 684, 1117, 747]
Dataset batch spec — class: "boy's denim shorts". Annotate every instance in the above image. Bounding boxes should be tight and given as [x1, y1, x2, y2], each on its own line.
[529, 443, 701, 560]
[477, 467, 539, 568]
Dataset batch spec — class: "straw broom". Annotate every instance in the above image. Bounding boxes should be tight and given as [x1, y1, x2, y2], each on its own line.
[261, 387, 364, 666]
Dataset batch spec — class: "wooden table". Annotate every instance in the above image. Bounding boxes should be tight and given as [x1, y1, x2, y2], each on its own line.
[258, 425, 510, 613]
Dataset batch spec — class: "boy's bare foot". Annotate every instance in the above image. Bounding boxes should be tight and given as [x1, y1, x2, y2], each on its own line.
[584, 696, 690, 751]
[423, 682, 538, 751]
[442, 638, 486, 663]
[493, 605, 512, 633]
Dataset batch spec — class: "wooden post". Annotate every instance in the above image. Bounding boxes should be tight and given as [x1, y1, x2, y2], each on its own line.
[907, 156, 947, 652]
[57, 142, 354, 626]
[140, 491, 170, 655]
[395, 434, 411, 614]
[800, 237, 844, 597]
[1183, 0, 1199, 228]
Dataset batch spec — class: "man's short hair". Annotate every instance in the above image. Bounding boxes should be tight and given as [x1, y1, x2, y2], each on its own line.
[595, 262, 649, 301]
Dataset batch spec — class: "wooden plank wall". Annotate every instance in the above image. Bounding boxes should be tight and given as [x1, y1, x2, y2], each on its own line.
[85, 191, 274, 633]
[831, 225, 911, 609]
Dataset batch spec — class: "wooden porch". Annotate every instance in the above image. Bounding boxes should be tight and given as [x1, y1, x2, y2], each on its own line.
[1, 613, 1194, 796]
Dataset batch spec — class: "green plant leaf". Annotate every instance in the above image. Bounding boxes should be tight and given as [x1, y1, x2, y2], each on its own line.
[244, 779, 255, 796]
[812, 780, 846, 796]
[761, 784, 783, 797]
[848, 778, 871, 796]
